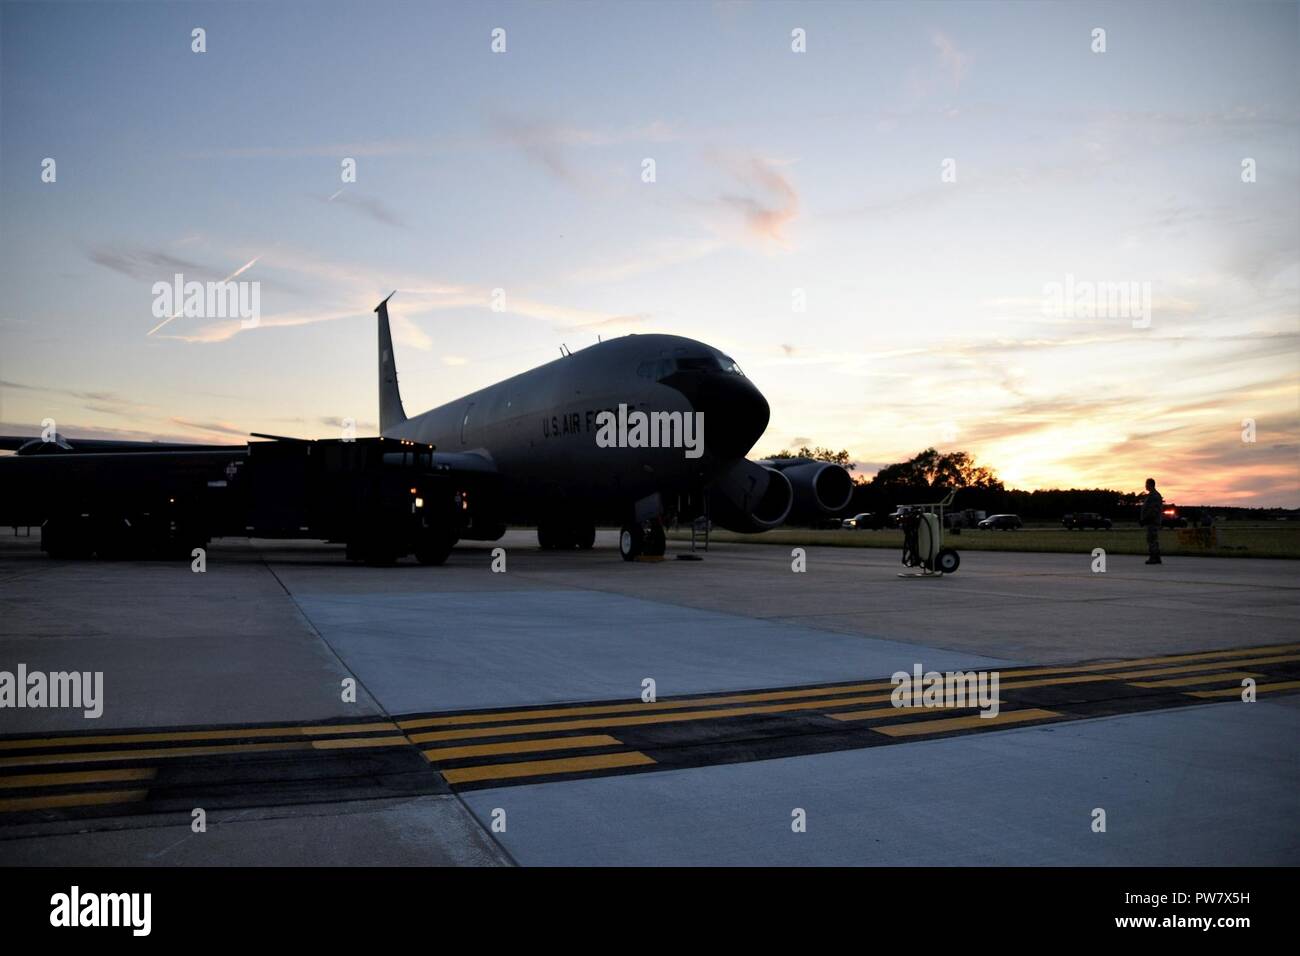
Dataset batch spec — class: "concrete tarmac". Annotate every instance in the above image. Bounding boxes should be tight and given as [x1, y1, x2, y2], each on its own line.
[1, 529, 1296, 865]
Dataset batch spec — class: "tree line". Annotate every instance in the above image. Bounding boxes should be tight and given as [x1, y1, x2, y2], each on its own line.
[767, 446, 1145, 522]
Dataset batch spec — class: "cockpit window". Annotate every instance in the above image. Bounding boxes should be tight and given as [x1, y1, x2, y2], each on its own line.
[676, 355, 722, 372]
[640, 351, 745, 380]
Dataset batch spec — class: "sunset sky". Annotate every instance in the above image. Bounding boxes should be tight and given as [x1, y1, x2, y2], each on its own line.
[1, 1, 1297, 505]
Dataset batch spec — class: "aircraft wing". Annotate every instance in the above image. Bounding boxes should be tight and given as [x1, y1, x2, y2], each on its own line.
[0, 435, 245, 454]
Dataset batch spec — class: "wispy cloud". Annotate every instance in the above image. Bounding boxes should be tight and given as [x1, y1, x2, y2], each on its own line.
[706, 153, 801, 247]
[169, 417, 248, 438]
[492, 115, 677, 188]
[932, 33, 972, 89]
[88, 246, 214, 281]
[321, 188, 406, 228]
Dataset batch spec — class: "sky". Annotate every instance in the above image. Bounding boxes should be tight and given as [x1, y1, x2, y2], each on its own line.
[1, 0, 1297, 505]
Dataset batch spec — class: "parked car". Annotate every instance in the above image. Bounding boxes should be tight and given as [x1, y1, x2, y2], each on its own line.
[887, 506, 917, 527]
[944, 508, 987, 530]
[1062, 512, 1112, 530]
[841, 512, 886, 530]
[978, 514, 1023, 530]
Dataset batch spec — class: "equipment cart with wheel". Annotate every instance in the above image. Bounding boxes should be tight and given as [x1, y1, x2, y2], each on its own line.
[897, 490, 961, 577]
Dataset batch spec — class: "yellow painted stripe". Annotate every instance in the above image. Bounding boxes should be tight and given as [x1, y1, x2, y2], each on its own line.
[0, 767, 157, 790]
[0, 740, 311, 769]
[831, 704, 988, 723]
[408, 692, 912, 744]
[424, 735, 623, 763]
[1185, 680, 1300, 699]
[310, 735, 410, 750]
[405, 653, 1300, 745]
[1130, 672, 1263, 689]
[994, 654, 1300, 692]
[0, 788, 148, 813]
[872, 708, 1061, 738]
[441, 751, 655, 785]
[0, 721, 399, 752]
[397, 643, 1300, 730]
[1109, 654, 1300, 680]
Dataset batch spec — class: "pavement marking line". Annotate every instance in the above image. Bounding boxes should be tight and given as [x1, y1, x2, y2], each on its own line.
[872, 708, 1062, 738]
[310, 735, 411, 751]
[830, 704, 989, 723]
[0, 736, 406, 770]
[407, 692, 931, 744]
[440, 751, 655, 786]
[0, 789, 149, 813]
[992, 654, 1300, 693]
[408, 651, 1300, 745]
[423, 735, 625, 763]
[395, 642, 1300, 731]
[0, 721, 401, 752]
[0, 767, 158, 790]
[1185, 680, 1300, 699]
[1108, 654, 1300, 680]
[1129, 671, 1264, 688]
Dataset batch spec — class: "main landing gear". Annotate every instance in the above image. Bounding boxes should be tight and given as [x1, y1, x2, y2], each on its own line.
[537, 517, 597, 551]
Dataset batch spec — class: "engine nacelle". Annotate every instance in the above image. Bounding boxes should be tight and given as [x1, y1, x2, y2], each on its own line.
[708, 458, 794, 533]
[760, 458, 854, 520]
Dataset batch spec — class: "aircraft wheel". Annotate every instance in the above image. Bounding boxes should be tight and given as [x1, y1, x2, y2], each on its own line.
[936, 548, 960, 574]
[619, 523, 643, 561]
[41, 515, 93, 559]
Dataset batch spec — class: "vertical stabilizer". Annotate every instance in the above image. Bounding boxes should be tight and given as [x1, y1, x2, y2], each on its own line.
[374, 291, 408, 432]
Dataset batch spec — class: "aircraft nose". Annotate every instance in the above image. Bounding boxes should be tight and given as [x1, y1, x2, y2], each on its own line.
[663, 372, 770, 459]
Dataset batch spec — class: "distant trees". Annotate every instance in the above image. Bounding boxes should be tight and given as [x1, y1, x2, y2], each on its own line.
[847, 448, 1128, 521]
[765, 446, 855, 472]
[868, 447, 1002, 491]
[769, 443, 1156, 522]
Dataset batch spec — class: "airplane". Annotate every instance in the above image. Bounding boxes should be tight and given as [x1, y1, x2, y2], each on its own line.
[0, 294, 853, 562]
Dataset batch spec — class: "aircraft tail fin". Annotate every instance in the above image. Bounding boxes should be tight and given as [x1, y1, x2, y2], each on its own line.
[374, 292, 408, 432]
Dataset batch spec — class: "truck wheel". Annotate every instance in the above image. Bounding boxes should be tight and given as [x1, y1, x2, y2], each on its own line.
[415, 532, 454, 566]
[936, 548, 960, 574]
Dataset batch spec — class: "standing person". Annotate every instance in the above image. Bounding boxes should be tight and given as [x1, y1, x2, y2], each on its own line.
[1139, 477, 1163, 565]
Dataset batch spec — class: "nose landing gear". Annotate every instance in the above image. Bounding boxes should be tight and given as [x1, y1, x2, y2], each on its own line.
[619, 518, 666, 561]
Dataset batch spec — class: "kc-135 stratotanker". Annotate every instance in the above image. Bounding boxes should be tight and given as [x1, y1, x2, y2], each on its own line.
[0, 294, 853, 563]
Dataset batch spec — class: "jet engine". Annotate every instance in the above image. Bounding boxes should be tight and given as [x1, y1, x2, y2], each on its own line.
[760, 458, 854, 521]
[708, 458, 794, 533]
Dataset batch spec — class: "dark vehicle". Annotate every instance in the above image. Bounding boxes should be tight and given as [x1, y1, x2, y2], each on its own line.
[842, 512, 886, 530]
[887, 506, 917, 527]
[1160, 505, 1190, 529]
[978, 514, 1023, 530]
[1062, 512, 1112, 530]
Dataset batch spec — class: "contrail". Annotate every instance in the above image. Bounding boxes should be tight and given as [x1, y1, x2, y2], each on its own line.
[147, 255, 261, 336]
